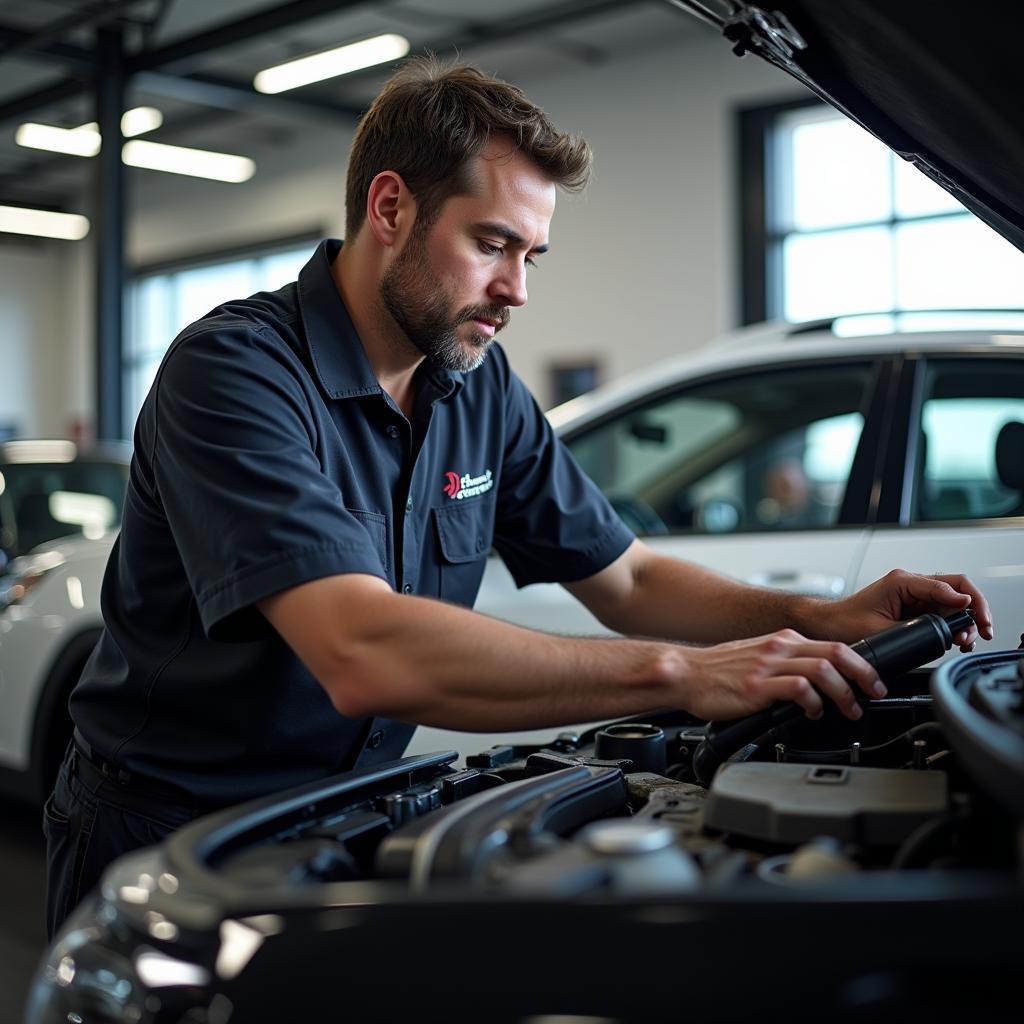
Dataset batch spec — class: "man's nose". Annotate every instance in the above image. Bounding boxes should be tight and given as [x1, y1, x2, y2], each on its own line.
[489, 261, 528, 308]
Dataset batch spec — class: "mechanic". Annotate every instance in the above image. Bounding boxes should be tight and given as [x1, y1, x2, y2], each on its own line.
[45, 58, 992, 938]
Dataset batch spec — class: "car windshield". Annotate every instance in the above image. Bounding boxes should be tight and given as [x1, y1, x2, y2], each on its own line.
[0, 458, 129, 558]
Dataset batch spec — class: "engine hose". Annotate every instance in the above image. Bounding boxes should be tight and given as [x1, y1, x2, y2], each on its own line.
[692, 611, 972, 786]
[779, 721, 946, 765]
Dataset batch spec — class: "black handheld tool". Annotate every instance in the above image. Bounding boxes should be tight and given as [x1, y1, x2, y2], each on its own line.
[692, 609, 975, 786]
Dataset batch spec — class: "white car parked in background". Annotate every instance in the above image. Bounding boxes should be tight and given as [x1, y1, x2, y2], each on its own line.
[3, 317, 1023, 798]
[0, 441, 127, 802]
[409, 314, 1024, 755]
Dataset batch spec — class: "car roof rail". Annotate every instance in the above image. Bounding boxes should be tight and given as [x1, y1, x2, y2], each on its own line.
[786, 319, 835, 336]
[786, 309, 1024, 339]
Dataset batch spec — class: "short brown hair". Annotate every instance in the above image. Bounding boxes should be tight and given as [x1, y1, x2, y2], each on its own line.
[344, 57, 592, 240]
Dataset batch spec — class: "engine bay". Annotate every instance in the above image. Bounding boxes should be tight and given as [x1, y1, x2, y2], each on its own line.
[30, 646, 1024, 1024]
[206, 663, 1019, 895]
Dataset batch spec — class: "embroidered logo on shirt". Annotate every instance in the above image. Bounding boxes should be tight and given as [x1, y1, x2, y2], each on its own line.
[443, 469, 493, 500]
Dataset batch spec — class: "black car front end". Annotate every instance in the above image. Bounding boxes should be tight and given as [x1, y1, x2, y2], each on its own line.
[26, 646, 1024, 1024]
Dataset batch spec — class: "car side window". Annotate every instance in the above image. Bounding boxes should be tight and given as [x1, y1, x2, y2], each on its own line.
[567, 363, 873, 535]
[913, 361, 1024, 523]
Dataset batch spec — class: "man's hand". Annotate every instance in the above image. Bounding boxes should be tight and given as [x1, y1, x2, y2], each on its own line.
[816, 570, 993, 652]
[682, 629, 883, 723]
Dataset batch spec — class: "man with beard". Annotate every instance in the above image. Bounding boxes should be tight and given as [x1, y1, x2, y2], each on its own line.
[46, 58, 991, 937]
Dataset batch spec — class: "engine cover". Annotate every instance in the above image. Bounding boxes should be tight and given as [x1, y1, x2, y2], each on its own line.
[704, 762, 948, 845]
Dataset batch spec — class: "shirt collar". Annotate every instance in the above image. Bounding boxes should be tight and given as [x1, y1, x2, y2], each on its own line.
[297, 238, 464, 401]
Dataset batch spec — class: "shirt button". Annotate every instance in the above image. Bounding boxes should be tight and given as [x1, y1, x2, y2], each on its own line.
[386, 424, 400, 439]
[402, 583, 412, 594]
[405, 497, 414, 513]
[367, 730, 384, 750]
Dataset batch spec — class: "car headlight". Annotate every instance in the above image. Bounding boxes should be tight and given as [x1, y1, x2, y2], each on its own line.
[0, 549, 65, 612]
[25, 850, 213, 1024]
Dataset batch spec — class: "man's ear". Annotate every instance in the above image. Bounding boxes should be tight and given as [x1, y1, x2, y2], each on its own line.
[365, 170, 416, 247]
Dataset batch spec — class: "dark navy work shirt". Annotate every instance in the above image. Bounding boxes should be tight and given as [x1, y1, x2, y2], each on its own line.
[71, 240, 634, 805]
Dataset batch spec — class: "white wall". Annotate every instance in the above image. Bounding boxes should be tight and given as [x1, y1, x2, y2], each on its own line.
[509, 37, 807, 401]
[13, 29, 808, 434]
[0, 242, 70, 437]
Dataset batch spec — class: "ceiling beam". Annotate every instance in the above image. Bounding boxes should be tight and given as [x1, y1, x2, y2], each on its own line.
[0, 0, 651, 131]
[341, 0, 647, 86]
[0, 1, 378, 126]
[133, 70, 363, 123]
[127, 0, 379, 74]
[0, 25, 93, 70]
[0, 0, 148, 63]
[0, 74, 86, 124]
[435, 0, 646, 53]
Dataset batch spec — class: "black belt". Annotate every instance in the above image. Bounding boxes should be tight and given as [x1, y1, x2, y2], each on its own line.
[72, 729, 199, 806]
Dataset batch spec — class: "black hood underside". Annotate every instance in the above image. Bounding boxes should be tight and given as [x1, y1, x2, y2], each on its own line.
[674, 0, 1024, 253]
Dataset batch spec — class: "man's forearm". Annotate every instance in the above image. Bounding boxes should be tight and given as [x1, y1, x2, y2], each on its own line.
[578, 549, 827, 644]
[263, 575, 688, 730]
[261, 568, 905, 728]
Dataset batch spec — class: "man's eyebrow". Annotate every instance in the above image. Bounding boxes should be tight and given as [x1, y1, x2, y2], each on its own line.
[475, 222, 549, 254]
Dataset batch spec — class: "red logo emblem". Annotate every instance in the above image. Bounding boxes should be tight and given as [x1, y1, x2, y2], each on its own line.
[443, 471, 462, 498]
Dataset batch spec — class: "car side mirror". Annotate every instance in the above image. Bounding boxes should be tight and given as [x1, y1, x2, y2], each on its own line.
[628, 421, 668, 444]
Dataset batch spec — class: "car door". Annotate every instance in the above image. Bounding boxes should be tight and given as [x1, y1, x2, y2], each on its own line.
[473, 358, 888, 635]
[853, 354, 1024, 651]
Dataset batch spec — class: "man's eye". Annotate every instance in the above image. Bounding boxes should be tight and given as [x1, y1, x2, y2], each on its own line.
[525, 256, 537, 268]
[479, 240, 502, 256]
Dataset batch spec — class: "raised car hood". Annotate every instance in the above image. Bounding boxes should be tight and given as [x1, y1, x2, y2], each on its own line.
[669, 0, 1024, 253]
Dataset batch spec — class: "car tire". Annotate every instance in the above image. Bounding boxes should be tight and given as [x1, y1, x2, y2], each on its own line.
[29, 630, 101, 804]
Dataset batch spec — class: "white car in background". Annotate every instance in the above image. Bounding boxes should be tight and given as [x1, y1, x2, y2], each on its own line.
[408, 314, 1024, 755]
[0, 440, 128, 803]
[3, 319, 1023, 798]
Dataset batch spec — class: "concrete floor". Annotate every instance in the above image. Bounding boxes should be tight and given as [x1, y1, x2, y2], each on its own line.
[0, 799, 47, 1024]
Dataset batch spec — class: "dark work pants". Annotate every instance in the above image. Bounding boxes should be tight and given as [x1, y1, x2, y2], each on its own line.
[43, 743, 202, 940]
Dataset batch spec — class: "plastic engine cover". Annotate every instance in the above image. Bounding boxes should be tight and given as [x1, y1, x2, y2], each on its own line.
[704, 763, 947, 846]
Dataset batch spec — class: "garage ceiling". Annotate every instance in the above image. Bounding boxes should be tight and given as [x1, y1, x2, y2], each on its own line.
[0, 0, 707, 209]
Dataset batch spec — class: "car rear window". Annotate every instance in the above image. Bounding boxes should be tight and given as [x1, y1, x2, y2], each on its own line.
[0, 459, 128, 556]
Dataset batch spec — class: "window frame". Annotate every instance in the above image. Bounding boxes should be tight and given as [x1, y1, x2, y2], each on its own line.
[737, 99, 1006, 327]
[737, 96, 821, 326]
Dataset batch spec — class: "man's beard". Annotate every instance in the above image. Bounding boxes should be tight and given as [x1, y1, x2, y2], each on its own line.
[379, 233, 509, 373]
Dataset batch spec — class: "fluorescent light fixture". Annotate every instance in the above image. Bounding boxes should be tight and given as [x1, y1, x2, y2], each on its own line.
[253, 33, 410, 94]
[16, 122, 100, 157]
[121, 106, 163, 137]
[0, 205, 89, 240]
[78, 106, 164, 139]
[1, 440, 78, 463]
[14, 107, 253, 184]
[16, 106, 163, 159]
[122, 139, 255, 182]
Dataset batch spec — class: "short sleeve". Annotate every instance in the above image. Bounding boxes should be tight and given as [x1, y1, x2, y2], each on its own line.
[149, 320, 388, 640]
[492, 368, 634, 588]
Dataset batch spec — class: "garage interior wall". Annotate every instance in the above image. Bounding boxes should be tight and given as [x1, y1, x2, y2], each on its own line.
[0, 28, 805, 439]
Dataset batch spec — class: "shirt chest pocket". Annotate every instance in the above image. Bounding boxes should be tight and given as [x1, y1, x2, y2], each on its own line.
[431, 494, 495, 606]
